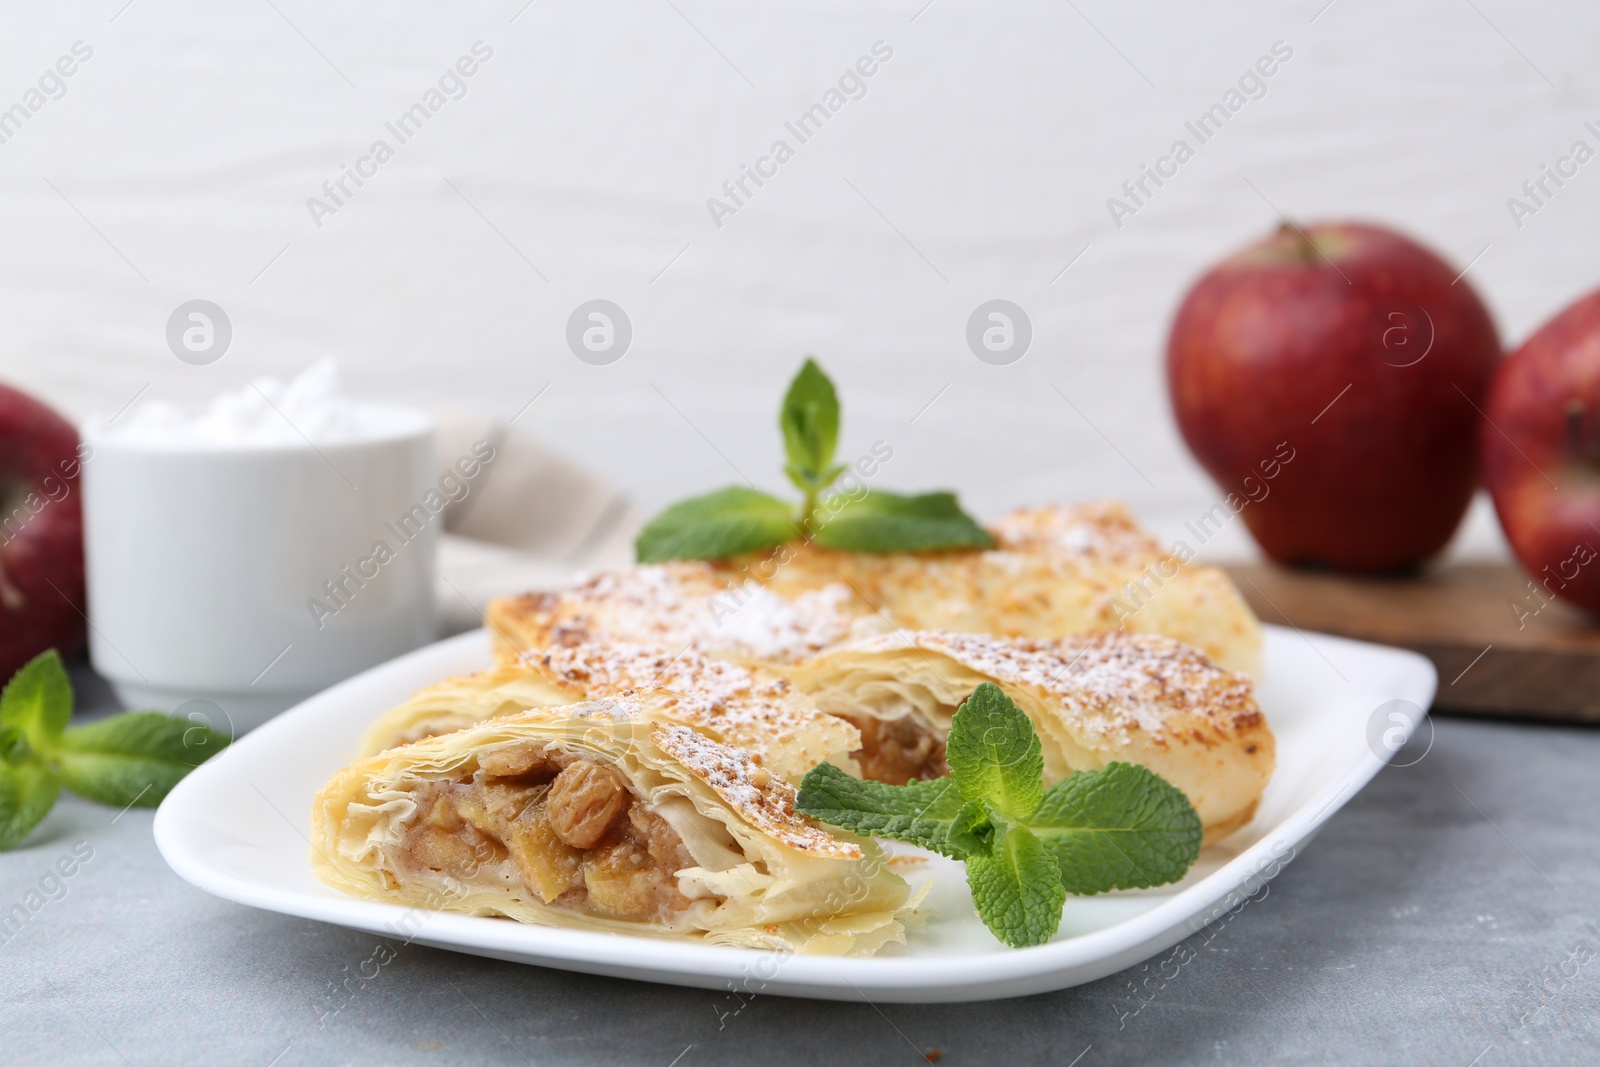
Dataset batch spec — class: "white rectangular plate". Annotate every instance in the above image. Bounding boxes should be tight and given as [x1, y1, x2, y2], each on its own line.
[154, 625, 1436, 1003]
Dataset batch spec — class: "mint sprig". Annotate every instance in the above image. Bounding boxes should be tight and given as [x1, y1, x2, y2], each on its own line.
[796, 682, 1201, 948]
[0, 650, 230, 849]
[635, 359, 994, 562]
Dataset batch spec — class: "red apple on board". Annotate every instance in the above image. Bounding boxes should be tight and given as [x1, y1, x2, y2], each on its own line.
[1481, 289, 1600, 616]
[0, 385, 87, 678]
[1167, 221, 1501, 573]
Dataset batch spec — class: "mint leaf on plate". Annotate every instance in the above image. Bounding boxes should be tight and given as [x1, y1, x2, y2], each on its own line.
[635, 486, 795, 563]
[793, 683, 1203, 949]
[811, 490, 995, 554]
[57, 712, 231, 808]
[795, 762, 965, 857]
[944, 682, 1043, 821]
[1030, 762, 1203, 894]
[966, 827, 1067, 949]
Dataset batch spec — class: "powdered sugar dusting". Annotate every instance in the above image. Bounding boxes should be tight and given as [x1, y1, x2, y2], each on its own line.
[652, 722, 862, 860]
[709, 583, 876, 662]
[532, 642, 791, 706]
[988, 502, 1164, 565]
[832, 630, 1259, 744]
[498, 563, 883, 664]
[99, 359, 426, 447]
[524, 642, 857, 778]
[561, 695, 646, 722]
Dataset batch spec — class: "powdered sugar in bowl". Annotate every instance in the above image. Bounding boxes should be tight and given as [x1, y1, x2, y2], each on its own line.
[81, 362, 437, 730]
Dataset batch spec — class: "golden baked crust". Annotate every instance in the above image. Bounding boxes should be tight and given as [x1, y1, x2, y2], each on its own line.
[651, 723, 859, 860]
[358, 643, 860, 785]
[789, 629, 1274, 846]
[483, 502, 1262, 678]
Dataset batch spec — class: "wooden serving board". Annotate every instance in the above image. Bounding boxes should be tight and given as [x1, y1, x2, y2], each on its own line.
[1223, 562, 1600, 723]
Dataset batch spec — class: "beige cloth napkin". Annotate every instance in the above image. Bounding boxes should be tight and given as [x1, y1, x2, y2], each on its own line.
[429, 411, 644, 635]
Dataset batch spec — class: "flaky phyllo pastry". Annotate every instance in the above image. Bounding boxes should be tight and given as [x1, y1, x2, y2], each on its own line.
[357, 643, 859, 784]
[486, 502, 1262, 678]
[313, 693, 912, 954]
[788, 630, 1274, 846]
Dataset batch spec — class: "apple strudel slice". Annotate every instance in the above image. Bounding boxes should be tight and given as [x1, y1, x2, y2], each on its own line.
[314, 693, 913, 955]
[788, 630, 1274, 845]
[357, 642, 860, 785]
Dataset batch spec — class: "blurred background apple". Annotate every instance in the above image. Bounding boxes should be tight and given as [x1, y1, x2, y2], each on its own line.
[0, 383, 86, 679]
[1167, 221, 1501, 573]
[1482, 289, 1600, 616]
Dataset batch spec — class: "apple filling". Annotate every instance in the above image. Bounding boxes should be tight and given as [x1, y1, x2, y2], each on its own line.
[398, 744, 714, 923]
[841, 713, 949, 785]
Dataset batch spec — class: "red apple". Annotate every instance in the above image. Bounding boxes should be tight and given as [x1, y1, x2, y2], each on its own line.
[1167, 221, 1501, 573]
[1481, 289, 1600, 616]
[0, 384, 86, 678]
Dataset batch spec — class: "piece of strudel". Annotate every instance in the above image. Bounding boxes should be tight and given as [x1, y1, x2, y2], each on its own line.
[314, 693, 912, 954]
[357, 642, 859, 784]
[787, 630, 1274, 845]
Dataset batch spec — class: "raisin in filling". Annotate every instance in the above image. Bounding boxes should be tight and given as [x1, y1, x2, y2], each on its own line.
[399, 745, 707, 923]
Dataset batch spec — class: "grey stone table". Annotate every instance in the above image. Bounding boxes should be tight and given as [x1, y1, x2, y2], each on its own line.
[4, 665, 1597, 1066]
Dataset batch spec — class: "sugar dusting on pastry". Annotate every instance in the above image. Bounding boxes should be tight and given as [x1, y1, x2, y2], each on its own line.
[836, 629, 1260, 743]
[560, 695, 646, 722]
[498, 564, 880, 664]
[531, 642, 793, 708]
[708, 583, 869, 662]
[652, 723, 862, 860]
[525, 642, 858, 769]
[987, 502, 1167, 565]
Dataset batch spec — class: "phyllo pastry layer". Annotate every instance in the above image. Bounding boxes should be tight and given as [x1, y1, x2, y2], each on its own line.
[789, 630, 1274, 846]
[356, 643, 860, 785]
[314, 693, 911, 955]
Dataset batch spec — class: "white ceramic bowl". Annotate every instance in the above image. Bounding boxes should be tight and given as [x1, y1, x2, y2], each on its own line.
[81, 406, 436, 730]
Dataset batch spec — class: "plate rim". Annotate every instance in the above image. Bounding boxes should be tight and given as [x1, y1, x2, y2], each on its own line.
[153, 625, 1438, 1002]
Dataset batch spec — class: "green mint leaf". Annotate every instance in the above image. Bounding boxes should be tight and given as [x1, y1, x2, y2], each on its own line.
[944, 683, 1043, 821]
[966, 826, 1066, 948]
[1029, 762, 1202, 894]
[945, 798, 1004, 858]
[779, 358, 841, 492]
[56, 712, 230, 808]
[0, 649, 72, 759]
[635, 486, 795, 563]
[811, 490, 996, 554]
[0, 763, 60, 850]
[795, 762, 967, 857]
